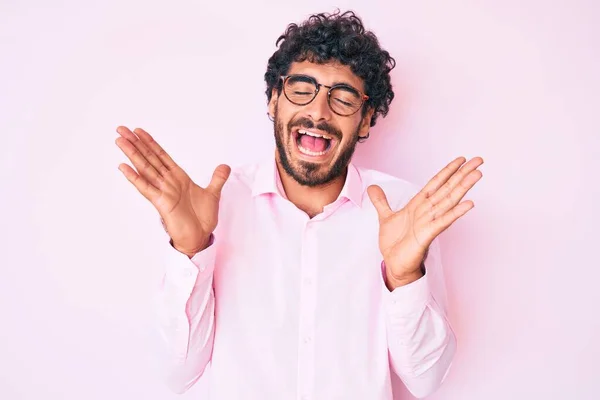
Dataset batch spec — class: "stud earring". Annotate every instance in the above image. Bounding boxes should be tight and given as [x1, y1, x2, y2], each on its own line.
[358, 132, 370, 143]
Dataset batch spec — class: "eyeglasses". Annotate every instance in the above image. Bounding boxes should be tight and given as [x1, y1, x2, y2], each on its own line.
[280, 74, 369, 116]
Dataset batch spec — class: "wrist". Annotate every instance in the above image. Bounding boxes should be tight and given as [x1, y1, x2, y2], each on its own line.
[385, 269, 423, 290]
[383, 255, 426, 291]
[171, 234, 212, 258]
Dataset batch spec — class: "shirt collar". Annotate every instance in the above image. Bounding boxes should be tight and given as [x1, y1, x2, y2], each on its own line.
[252, 158, 364, 207]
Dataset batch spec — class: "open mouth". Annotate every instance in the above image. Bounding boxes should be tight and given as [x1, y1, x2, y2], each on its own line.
[292, 128, 336, 157]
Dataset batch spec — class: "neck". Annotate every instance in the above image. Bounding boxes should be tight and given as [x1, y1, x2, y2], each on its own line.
[276, 158, 347, 219]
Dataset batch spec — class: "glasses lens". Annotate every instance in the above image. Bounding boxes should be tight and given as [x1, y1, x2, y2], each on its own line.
[284, 75, 317, 105]
[329, 86, 362, 115]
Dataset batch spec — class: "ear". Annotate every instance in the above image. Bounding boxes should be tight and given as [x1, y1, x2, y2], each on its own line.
[358, 107, 375, 139]
[268, 87, 279, 120]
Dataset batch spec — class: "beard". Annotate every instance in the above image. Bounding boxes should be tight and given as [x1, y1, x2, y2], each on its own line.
[273, 107, 361, 187]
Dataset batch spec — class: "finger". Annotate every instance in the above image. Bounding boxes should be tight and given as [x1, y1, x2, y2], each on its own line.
[117, 163, 161, 201]
[116, 126, 168, 183]
[414, 156, 482, 220]
[367, 185, 393, 221]
[416, 157, 467, 205]
[430, 200, 475, 237]
[205, 164, 232, 199]
[115, 134, 163, 187]
[427, 157, 484, 206]
[424, 169, 482, 220]
[131, 127, 179, 171]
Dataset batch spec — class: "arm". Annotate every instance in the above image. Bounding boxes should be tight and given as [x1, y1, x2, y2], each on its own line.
[156, 235, 217, 394]
[368, 157, 482, 398]
[114, 126, 231, 393]
[383, 237, 457, 399]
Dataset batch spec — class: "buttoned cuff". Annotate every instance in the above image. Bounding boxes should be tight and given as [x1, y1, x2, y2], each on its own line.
[164, 234, 216, 292]
[382, 261, 431, 318]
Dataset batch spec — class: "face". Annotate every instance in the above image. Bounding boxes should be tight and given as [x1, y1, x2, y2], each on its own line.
[269, 61, 373, 187]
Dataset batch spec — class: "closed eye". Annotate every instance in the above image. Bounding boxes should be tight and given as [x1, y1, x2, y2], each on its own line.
[333, 98, 353, 107]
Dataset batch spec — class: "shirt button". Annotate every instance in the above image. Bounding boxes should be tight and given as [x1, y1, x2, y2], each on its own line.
[304, 278, 312, 285]
[301, 396, 309, 400]
[303, 336, 311, 344]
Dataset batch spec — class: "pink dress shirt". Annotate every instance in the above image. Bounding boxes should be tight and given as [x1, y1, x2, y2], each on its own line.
[157, 158, 456, 399]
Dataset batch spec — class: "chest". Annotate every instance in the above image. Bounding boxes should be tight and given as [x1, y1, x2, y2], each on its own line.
[212, 197, 386, 328]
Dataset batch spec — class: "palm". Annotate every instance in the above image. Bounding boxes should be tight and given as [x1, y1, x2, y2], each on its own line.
[377, 205, 429, 278]
[368, 156, 484, 279]
[154, 172, 221, 249]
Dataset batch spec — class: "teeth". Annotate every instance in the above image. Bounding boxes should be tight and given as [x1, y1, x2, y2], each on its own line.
[298, 129, 332, 140]
[298, 145, 327, 156]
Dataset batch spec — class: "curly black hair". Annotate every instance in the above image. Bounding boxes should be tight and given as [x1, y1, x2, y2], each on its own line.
[264, 10, 395, 127]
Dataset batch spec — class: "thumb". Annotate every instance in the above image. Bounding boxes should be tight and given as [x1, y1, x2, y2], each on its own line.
[206, 164, 231, 198]
[367, 185, 393, 221]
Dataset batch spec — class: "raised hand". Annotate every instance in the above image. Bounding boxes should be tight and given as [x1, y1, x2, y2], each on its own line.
[367, 156, 484, 289]
[115, 126, 231, 257]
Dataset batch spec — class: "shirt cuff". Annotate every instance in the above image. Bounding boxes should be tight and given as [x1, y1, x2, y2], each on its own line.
[164, 234, 217, 290]
[382, 261, 432, 318]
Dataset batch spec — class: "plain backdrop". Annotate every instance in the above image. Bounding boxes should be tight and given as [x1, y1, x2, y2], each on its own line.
[1, 0, 599, 399]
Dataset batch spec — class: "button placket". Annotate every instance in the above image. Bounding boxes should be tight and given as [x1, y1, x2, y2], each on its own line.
[297, 221, 318, 400]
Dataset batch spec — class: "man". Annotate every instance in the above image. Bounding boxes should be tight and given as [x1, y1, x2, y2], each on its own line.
[115, 10, 483, 400]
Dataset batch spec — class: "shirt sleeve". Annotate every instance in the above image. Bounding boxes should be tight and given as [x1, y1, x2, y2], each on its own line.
[156, 234, 217, 394]
[383, 237, 457, 399]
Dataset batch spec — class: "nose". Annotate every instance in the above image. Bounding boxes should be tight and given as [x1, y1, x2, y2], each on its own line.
[302, 88, 332, 122]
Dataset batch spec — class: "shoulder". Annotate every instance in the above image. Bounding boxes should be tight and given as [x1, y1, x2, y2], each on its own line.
[228, 162, 261, 188]
[356, 165, 422, 211]
[217, 161, 265, 200]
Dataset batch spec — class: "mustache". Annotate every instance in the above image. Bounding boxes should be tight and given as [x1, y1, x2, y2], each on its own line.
[288, 117, 341, 140]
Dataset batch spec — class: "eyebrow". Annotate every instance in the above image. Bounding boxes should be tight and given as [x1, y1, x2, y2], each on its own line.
[295, 74, 362, 91]
[332, 81, 361, 91]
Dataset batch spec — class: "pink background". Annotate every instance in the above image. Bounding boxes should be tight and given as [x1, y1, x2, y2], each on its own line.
[1, 1, 598, 399]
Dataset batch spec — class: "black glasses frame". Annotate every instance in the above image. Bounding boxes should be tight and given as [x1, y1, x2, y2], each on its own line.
[280, 74, 369, 116]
